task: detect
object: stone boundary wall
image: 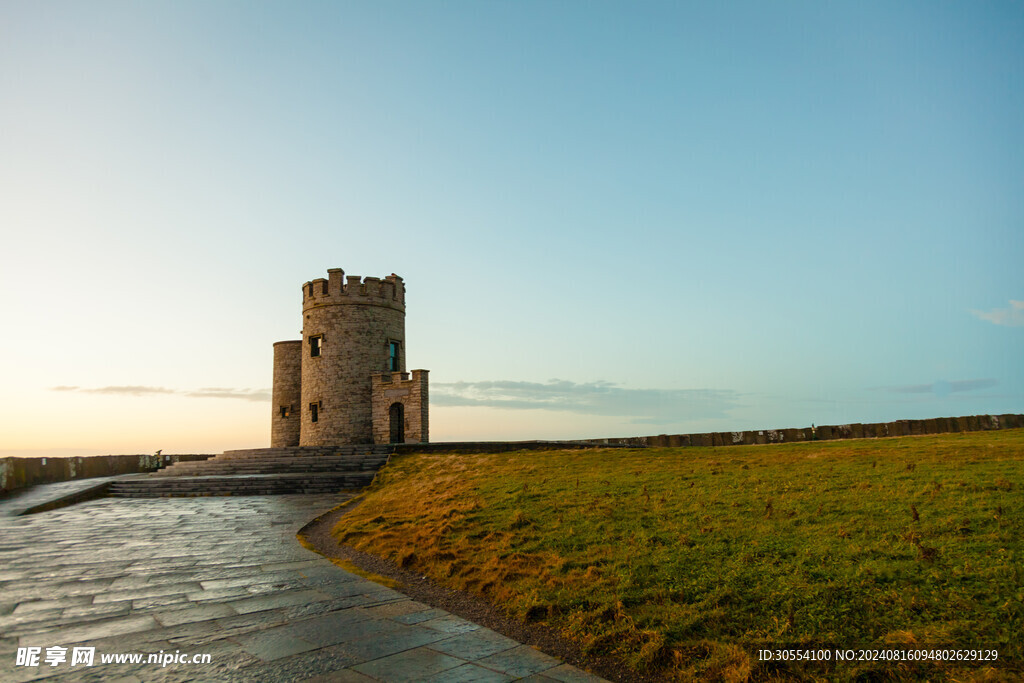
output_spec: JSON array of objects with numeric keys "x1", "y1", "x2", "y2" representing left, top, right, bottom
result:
[
  {"x1": 391, "y1": 441, "x2": 635, "y2": 455},
  {"x1": 0, "y1": 454, "x2": 214, "y2": 495},
  {"x1": 585, "y1": 413, "x2": 1024, "y2": 448}
]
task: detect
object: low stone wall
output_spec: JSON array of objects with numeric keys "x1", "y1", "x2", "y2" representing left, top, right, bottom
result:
[
  {"x1": 0, "y1": 454, "x2": 214, "y2": 495},
  {"x1": 586, "y1": 413, "x2": 1024, "y2": 448}
]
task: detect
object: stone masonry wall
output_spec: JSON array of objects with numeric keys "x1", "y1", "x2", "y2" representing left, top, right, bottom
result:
[
  {"x1": 300, "y1": 269, "x2": 406, "y2": 446},
  {"x1": 0, "y1": 454, "x2": 213, "y2": 494},
  {"x1": 586, "y1": 413, "x2": 1024, "y2": 448},
  {"x1": 371, "y1": 370, "x2": 429, "y2": 444},
  {"x1": 271, "y1": 340, "x2": 302, "y2": 447}
]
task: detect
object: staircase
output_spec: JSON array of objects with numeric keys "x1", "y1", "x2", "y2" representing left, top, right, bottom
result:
[{"x1": 107, "y1": 445, "x2": 394, "y2": 498}]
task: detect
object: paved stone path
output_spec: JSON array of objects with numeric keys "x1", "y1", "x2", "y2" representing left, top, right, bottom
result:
[{"x1": 0, "y1": 492, "x2": 604, "y2": 682}]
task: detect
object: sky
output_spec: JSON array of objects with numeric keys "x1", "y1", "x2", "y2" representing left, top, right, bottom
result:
[{"x1": 1, "y1": 1, "x2": 1021, "y2": 456}]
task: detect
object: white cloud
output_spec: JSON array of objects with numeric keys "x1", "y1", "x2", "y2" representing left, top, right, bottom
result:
[
  {"x1": 80, "y1": 385, "x2": 177, "y2": 396},
  {"x1": 185, "y1": 388, "x2": 272, "y2": 402},
  {"x1": 52, "y1": 385, "x2": 270, "y2": 402},
  {"x1": 433, "y1": 379, "x2": 739, "y2": 424},
  {"x1": 970, "y1": 300, "x2": 1024, "y2": 327},
  {"x1": 871, "y1": 378, "x2": 998, "y2": 395}
]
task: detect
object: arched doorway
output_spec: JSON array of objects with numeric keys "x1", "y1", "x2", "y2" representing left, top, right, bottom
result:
[{"x1": 389, "y1": 402, "x2": 404, "y2": 443}]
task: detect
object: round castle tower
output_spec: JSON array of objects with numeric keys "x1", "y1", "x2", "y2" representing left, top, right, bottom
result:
[
  {"x1": 270, "y1": 340, "x2": 302, "y2": 447},
  {"x1": 271, "y1": 268, "x2": 428, "y2": 447}
]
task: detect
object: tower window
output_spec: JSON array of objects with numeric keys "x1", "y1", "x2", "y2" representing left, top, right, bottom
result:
[
  {"x1": 309, "y1": 402, "x2": 320, "y2": 423},
  {"x1": 388, "y1": 341, "x2": 400, "y2": 371},
  {"x1": 279, "y1": 405, "x2": 292, "y2": 418},
  {"x1": 309, "y1": 335, "x2": 322, "y2": 357}
]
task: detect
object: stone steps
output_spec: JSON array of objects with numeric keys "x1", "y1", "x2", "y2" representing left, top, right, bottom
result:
[
  {"x1": 152, "y1": 445, "x2": 393, "y2": 478},
  {"x1": 107, "y1": 472, "x2": 376, "y2": 498},
  {"x1": 218, "y1": 445, "x2": 395, "y2": 460},
  {"x1": 108, "y1": 444, "x2": 394, "y2": 497},
  {"x1": 151, "y1": 465, "x2": 385, "y2": 477},
  {"x1": 153, "y1": 457, "x2": 388, "y2": 477}
]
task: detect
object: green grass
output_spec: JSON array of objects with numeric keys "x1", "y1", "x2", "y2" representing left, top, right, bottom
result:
[{"x1": 332, "y1": 430, "x2": 1024, "y2": 681}]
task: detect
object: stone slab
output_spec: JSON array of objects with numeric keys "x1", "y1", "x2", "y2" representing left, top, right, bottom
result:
[
  {"x1": 351, "y1": 646, "x2": 465, "y2": 682},
  {"x1": 476, "y1": 644, "x2": 562, "y2": 678},
  {"x1": 427, "y1": 627, "x2": 519, "y2": 660}
]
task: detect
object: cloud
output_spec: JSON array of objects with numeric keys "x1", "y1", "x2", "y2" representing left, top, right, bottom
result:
[
  {"x1": 185, "y1": 387, "x2": 272, "y2": 402},
  {"x1": 52, "y1": 385, "x2": 271, "y2": 401},
  {"x1": 87, "y1": 385, "x2": 178, "y2": 396},
  {"x1": 871, "y1": 378, "x2": 998, "y2": 396},
  {"x1": 970, "y1": 300, "x2": 1024, "y2": 327},
  {"x1": 54, "y1": 378, "x2": 736, "y2": 422},
  {"x1": 432, "y1": 379, "x2": 739, "y2": 424}
]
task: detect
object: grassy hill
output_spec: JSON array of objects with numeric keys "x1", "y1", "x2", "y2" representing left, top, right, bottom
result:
[{"x1": 331, "y1": 430, "x2": 1023, "y2": 681}]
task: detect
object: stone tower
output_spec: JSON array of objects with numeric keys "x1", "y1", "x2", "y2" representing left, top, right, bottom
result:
[
  {"x1": 270, "y1": 340, "x2": 302, "y2": 447},
  {"x1": 271, "y1": 268, "x2": 429, "y2": 447}
]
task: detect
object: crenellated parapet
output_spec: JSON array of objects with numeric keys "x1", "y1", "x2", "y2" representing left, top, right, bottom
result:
[
  {"x1": 371, "y1": 369, "x2": 428, "y2": 390},
  {"x1": 302, "y1": 268, "x2": 405, "y2": 312}
]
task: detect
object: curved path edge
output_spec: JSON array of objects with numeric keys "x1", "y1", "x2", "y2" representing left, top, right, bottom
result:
[{"x1": 300, "y1": 500, "x2": 644, "y2": 683}]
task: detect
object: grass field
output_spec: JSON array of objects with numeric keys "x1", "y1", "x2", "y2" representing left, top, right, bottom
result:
[{"x1": 331, "y1": 430, "x2": 1023, "y2": 681}]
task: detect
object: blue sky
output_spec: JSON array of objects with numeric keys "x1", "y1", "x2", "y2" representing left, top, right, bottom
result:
[{"x1": 1, "y1": 1, "x2": 1021, "y2": 455}]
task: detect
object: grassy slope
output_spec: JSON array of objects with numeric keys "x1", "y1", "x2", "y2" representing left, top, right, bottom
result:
[{"x1": 332, "y1": 430, "x2": 1023, "y2": 680}]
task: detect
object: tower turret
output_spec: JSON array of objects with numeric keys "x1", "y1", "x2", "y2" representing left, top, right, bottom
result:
[{"x1": 270, "y1": 340, "x2": 302, "y2": 447}]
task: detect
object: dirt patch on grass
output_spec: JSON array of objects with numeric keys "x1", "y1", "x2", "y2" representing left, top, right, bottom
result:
[{"x1": 299, "y1": 499, "x2": 657, "y2": 683}]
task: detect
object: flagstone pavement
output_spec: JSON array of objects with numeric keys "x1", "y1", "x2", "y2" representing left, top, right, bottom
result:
[{"x1": 0, "y1": 490, "x2": 605, "y2": 682}]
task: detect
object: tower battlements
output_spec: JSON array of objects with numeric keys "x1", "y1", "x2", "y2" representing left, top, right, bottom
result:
[{"x1": 302, "y1": 268, "x2": 405, "y2": 311}]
